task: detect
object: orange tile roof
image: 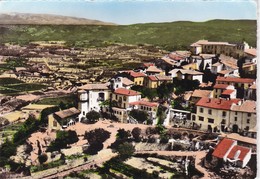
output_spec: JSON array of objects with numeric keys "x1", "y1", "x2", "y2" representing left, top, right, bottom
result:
[
  {"x1": 168, "y1": 53, "x2": 184, "y2": 61},
  {"x1": 227, "y1": 145, "x2": 251, "y2": 161},
  {"x1": 212, "y1": 138, "x2": 236, "y2": 159},
  {"x1": 213, "y1": 84, "x2": 229, "y2": 89},
  {"x1": 231, "y1": 100, "x2": 256, "y2": 113},
  {"x1": 129, "y1": 100, "x2": 159, "y2": 107},
  {"x1": 216, "y1": 76, "x2": 255, "y2": 84},
  {"x1": 148, "y1": 75, "x2": 158, "y2": 81},
  {"x1": 121, "y1": 77, "x2": 134, "y2": 86},
  {"x1": 122, "y1": 70, "x2": 146, "y2": 78},
  {"x1": 191, "y1": 89, "x2": 212, "y2": 98},
  {"x1": 79, "y1": 83, "x2": 109, "y2": 90},
  {"x1": 218, "y1": 70, "x2": 233, "y2": 75},
  {"x1": 146, "y1": 66, "x2": 162, "y2": 73},
  {"x1": 143, "y1": 63, "x2": 154, "y2": 68},
  {"x1": 222, "y1": 89, "x2": 234, "y2": 95},
  {"x1": 114, "y1": 88, "x2": 141, "y2": 96},
  {"x1": 54, "y1": 107, "x2": 81, "y2": 119},
  {"x1": 244, "y1": 48, "x2": 257, "y2": 56},
  {"x1": 196, "y1": 97, "x2": 240, "y2": 110}
]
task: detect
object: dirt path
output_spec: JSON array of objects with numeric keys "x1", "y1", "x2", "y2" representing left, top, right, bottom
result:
[{"x1": 135, "y1": 150, "x2": 214, "y2": 179}]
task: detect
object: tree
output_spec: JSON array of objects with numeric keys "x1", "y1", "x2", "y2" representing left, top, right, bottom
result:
[
  {"x1": 0, "y1": 139, "x2": 16, "y2": 158},
  {"x1": 131, "y1": 127, "x2": 142, "y2": 142},
  {"x1": 40, "y1": 106, "x2": 60, "y2": 124},
  {"x1": 47, "y1": 130, "x2": 79, "y2": 151},
  {"x1": 84, "y1": 128, "x2": 110, "y2": 145},
  {"x1": 59, "y1": 101, "x2": 66, "y2": 110},
  {"x1": 38, "y1": 153, "x2": 48, "y2": 164},
  {"x1": 117, "y1": 142, "x2": 135, "y2": 160},
  {"x1": 156, "y1": 105, "x2": 166, "y2": 125},
  {"x1": 146, "y1": 127, "x2": 157, "y2": 135},
  {"x1": 83, "y1": 110, "x2": 100, "y2": 124},
  {"x1": 129, "y1": 109, "x2": 148, "y2": 123},
  {"x1": 84, "y1": 128, "x2": 110, "y2": 155},
  {"x1": 116, "y1": 128, "x2": 131, "y2": 140}
]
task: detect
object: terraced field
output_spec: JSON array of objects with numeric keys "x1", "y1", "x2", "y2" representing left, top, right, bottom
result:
[{"x1": 0, "y1": 77, "x2": 47, "y2": 95}]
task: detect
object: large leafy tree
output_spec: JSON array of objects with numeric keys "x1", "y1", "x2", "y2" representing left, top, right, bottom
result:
[
  {"x1": 84, "y1": 128, "x2": 110, "y2": 155},
  {"x1": 84, "y1": 128, "x2": 110, "y2": 145},
  {"x1": 116, "y1": 128, "x2": 131, "y2": 140},
  {"x1": 84, "y1": 110, "x2": 100, "y2": 124},
  {"x1": 117, "y1": 142, "x2": 135, "y2": 160},
  {"x1": 131, "y1": 127, "x2": 142, "y2": 141}
]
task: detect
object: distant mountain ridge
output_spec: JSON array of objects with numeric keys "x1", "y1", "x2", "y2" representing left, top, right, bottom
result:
[{"x1": 0, "y1": 13, "x2": 116, "y2": 25}]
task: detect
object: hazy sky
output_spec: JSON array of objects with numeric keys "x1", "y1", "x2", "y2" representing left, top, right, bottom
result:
[{"x1": 0, "y1": 0, "x2": 257, "y2": 25}]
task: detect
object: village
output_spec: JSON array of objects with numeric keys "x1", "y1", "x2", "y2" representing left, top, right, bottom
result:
[{"x1": 0, "y1": 39, "x2": 257, "y2": 179}]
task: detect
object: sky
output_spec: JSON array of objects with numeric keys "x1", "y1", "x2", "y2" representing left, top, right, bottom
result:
[{"x1": 0, "y1": 0, "x2": 257, "y2": 25}]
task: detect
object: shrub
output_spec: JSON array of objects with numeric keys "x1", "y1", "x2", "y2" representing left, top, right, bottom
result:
[{"x1": 38, "y1": 153, "x2": 48, "y2": 164}]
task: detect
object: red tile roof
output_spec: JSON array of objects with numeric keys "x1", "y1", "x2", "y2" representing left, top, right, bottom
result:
[
  {"x1": 168, "y1": 53, "x2": 183, "y2": 61},
  {"x1": 244, "y1": 48, "x2": 257, "y2": 56},
  {"x1": 222, "y1": 89, "x2": 234, "y2": 95},
  {"x1": 216, "y1": 76, "x2": 255, "y2": 84},
  {"x1": 129, "y1": 101, "x2": 159, "y2": 107},
  {"x1": 191, "y1": 90, "x2": 212, "y2": 98},
  {"x1": 212, "y1": 138, "x2": 236, "y2": 159},
  {"x1": 227, "y1": 145, "x2": 251, "y2": 161},
  {"x1": 114, "y1": 88, "x2": 141, "y2": 96},
  {"x1": 146, "y1": 66, "x2": 162, "y2": 73},
  {"x1": 148, "y1": 75, "x2": 158, "y2": 81},
  {"x1": 196, "y1": 97, "x2": 240, "y2": 110},
  {"x1": 143, "y1": 63, "x2": 154, "y2": 68},
  {"x1": 123, "y1": 70, "x2": 146, "y2": 78},
  {"x1": 213, "y1": 84, "x2": 229, "y2": 89}
]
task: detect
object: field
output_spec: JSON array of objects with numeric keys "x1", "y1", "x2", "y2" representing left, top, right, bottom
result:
[
  {"x1": 0, "y1": 77, "x2": 47, "y2": 95},
  {"x1": 35, "y1": 95, "x2": 77, "y2": 105},
  {"x1": 0, "y1": 20, "x2": 256, "y2": 50}
]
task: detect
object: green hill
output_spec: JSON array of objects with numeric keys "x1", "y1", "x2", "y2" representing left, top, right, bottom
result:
[{"x1": 0, "y1": 19, "x2": 256, "y2": 50}]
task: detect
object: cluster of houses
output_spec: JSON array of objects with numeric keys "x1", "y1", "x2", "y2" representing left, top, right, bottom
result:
[
  {"x1": 0, "y1": 42, "x2": 167, "y2": 90},
  {"x1": 47, "y1": 40, "x2": 257, "y2": 140}
]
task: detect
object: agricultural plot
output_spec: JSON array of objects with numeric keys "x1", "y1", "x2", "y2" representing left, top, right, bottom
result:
[
  {"x1": 0, "y1": 77, "x2": 47, "y2": 95},
  {"x1": 125, "y1": 157, "x2": 174, "y2": 178}
]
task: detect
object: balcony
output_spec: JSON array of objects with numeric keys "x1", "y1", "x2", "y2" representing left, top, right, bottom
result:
[{"x1": 97, "y1": 97, "x2": 105, "y2": 102}]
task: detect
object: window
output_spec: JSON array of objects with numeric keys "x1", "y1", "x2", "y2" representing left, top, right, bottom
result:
[
  {"x1": 199, "y1": 116, "x2": 204, "y2": 121},
  {"x1": 235, "y1": 112, "x2": 237, "y2": 115},
  {"x1": 247, "y1": 113, "x2": 251, "y2": 117},
  {"x1": 208, "y1": 109, "x2": 212, "y2": 115},
  {"x1": 83, "y1": 111, "x2": 85, "y2": 115},
  {"x1": 123, "y1": 96, "x2": 127, "y2": 101},
  {"x1": 247, "y1": 119, "x2": 250, "y2": 124},
  {"x1": 53, "y1": 120, "x2": 57, "y2": 127},
  {"x1": 192, "y1": 115, "x2": 196, "y2": 121},
  {"x1": 200, "y1": 108, "x2": 204, "y2": 113},
  {"x1": 222, "y1": 111, "x2": 226, "y2": 117},
  {"x1": 208, "y1": 118, "x2": 214, "y2": 123},
  {"x1": 116, "y1": 95, "x2": 118, "y2": 100},
  {"x1": 234, "y1": 117, "x2": 237, "y2": 122}
]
